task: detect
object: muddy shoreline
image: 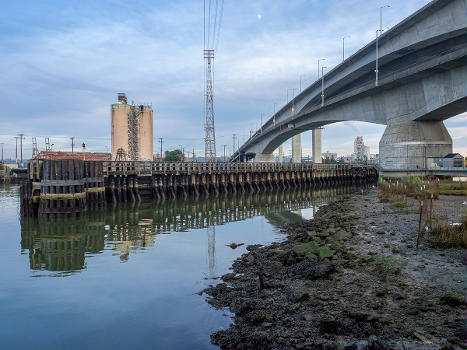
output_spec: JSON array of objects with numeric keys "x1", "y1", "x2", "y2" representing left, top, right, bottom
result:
[{"x1": 203, "y1": 188, "x2": 467, "y2": 350}]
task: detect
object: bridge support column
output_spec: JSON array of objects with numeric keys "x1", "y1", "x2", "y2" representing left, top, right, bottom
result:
[
  {"x1": 292, "y1": 135, "x2": 301, "y2": 163},
  {"x1": 278, "y1": 144, "x2": 283, "y2": 163},
  {"x1": 312, "y1": 128, "x2": 322, "y2": 164},
  {"x1": 255, "y1": 153, "x2": 275, "y2": 162},
  {"x1": 379, "y1": 121, "x2": 452, "y2": 172}
]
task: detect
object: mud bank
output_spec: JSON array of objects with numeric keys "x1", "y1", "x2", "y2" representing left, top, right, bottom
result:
[{"x1": 203, "y1": 188, "x2": 467, "y2": 350}]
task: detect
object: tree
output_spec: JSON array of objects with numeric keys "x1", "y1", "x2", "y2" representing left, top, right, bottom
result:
[
  {"x1": 164, "y1": 149, "x2": 184, "y2": 162},
  {"x1": 323, "y1": 156, "x2": 337, "y2": 164}
]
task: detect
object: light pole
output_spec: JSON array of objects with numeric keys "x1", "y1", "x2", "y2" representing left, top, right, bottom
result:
[
  {"x1": 375, "y1": 5, "x2": 390, "y2": 86},
  {"x1": 380, "y1": 5, "x2": 390, "y2": 32},
  {"x1": 288, "y1": 88, "x2": 297, "y2": 114},
  {"x1": 0, "y1": 143, "x2": 3, "y2": 162},
  {"x1": 342, "y1": 36, "x2": 350, "y2": 61},
  {"x1": 375, "y1": 29, "x2": 382, "y2": 86},
  {"x1": 321, "y1": 66, "x2": 327, "y2": 107},
  {"x1": 317, "y1": 58, "x2": 326, "y2": 79},
  {"x1": 82, "y1": 143, "x2": 86, "y2": 160},
  {"x1": 70, "y1": 136, "x2": 75, "y2": 152},
  {"x1": 223, "y1": 145, "x2": 226, "y2": 160},
  {"x1": 260, "y1": 113, "x2": 263, "y2": 133},
  {"x1": 273, "y1": 102, "x2": 277, "y2": 126},
  {"x1": 18, "y1": 133, "x2": 24, "y2": 164}
]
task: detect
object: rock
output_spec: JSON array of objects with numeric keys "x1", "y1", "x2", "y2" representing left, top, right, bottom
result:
[
  {"x1": 246, "y1": 244, "x2": 262, "y2": 251},
  {"x1": 405, "y1": 306, "x2": 419, "y2": 315},
  {"x1": 336, "y1": 229, "x2": 352, "y2": 241},
  {"x1": 392, "y1": 292, "x2": 405, "y2": 300},
  {"x1": 319, "y1": 317, "x2": 338, "y2": 334},
  {"x1": 303, "y1": 313, "x2": 314, "y2": 321},
  {"x1": 289, "y1": 260, "x2": 335, "y2": 280},
  {"x1": 376, "y1": 287, "x2": 387, "y2": 297},
  {"x1": 292, "y1": 241, "x2": 319, "y2": 258},
  {"x1": 376, "y1": 230, "x2": 386, "y2": 235},
  {"x1": 319, "y1": 246, "x2": 335, "y2": 260},
  {"x1": 308, "y1": 230, "x2": 317, "y2": 238},
  {"x1": 391, "y1": 247, "x2": 400, "y2": 254},
  {"x1": 221, "y1": 272, "x2": 236, "y2": 281},
  {"x1": 285, "y1": 280, "x2": 309, "y2": 302},
  {"x1": 245, "y1": 254, "x2": 255, "y2": 265},
  {"x1": 441, "y1": 289, "x2": 466, "y2": 307},
  {"x1": 319, "y1": 230, "x2": 330, "y2": 237},
  {"x1": 368, "y1": 335, "x2": 389, "y2": 350}
]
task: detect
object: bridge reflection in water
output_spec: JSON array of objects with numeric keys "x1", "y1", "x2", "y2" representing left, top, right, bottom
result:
[{"x1": 20, "y1": 184, "x2": 369, "y2": 273}]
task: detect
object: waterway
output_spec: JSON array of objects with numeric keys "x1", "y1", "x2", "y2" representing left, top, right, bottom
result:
[{"x1": 0, "y1": 184, "x2": 362, "y2": 349}]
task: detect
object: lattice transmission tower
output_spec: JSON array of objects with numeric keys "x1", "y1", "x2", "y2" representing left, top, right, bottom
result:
[{"x1": 204, "y1": 49, "x2": 216, "y2": 162}]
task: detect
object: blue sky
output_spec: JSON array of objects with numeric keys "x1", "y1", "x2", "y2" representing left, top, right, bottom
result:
[{"x1": 0, "y1": 0, "x2": 465, "y2": 159}]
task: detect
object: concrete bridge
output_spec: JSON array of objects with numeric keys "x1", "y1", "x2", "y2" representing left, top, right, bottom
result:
[{"x1": 233, "y1": 0, "x2": 467, "y2": 173}]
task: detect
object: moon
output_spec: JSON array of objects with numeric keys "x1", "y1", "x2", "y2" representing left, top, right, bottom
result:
[{"x1": 257, "y1": 14, "x2": 262, "y2": 20}]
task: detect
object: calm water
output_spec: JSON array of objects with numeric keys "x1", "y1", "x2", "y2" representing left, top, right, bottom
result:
[{"x1": 0, "y1": 184, "x2": 358, "y2": 349}]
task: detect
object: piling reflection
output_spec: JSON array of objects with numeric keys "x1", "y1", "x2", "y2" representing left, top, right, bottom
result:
[{"x1": 20, "y1": 185, "x2": 367, "y2": 273}]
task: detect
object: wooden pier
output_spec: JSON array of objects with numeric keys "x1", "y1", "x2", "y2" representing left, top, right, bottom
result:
[{"x1": 21, "y1": 160, "x2": 378, "y2": 219}]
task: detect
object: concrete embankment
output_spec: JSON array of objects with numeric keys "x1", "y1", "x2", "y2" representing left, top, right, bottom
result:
[{"x1": 202, "y1": 188, "x2": 467, "y2": 350}]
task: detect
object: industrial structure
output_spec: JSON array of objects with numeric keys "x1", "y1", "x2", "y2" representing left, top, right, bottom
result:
[{"x1": 111, "y1": 93, "x2": 154, "y2": 161}]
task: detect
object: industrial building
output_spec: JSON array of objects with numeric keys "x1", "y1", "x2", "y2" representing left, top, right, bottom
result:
[{"x1": 111, "y1": 93, "x2": 153, "y2": 161}]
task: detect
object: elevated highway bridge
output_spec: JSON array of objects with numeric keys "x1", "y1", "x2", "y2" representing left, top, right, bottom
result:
[{"x1": 232, "y1": 0, "x2": 467, "y2": 174}]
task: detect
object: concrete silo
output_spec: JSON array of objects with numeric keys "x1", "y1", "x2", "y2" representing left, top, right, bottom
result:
[{"x1": 111, "y1": 93, "x2": 154, "y2": 161}]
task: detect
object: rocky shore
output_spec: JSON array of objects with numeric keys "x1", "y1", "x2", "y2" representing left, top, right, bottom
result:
[{"x1": 202, "y1": 188, "x2": 467, "y2": 350}]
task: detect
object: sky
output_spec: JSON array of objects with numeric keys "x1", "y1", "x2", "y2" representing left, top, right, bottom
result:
[{"x1": 0, "y1": 0, "x2": 465, "y2": 159}]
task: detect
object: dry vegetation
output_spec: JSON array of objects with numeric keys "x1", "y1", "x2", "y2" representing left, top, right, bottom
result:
[{"x1": 378, "y1": 176, "x2": 467, "y2": 248}]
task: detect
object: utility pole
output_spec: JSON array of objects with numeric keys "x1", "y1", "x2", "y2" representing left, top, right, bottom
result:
[
  {"x1": 14, "y1": 136, "x2": 19, "y2": 163},
  {"x1": 159, "y1": 137, "x2": 163, "y2": 161},
  {"x1": 82, "y1": 143, "x2": 86, "y2": 160},
  {"x1": 321, "y1": 66, "x2": 327, "y2": 107},
  {"x1": 192, "y1": 148, "x2": 195, "y2": 162},
  {"x1": 223, "y1": 145, "x2": 226, "y2": 161},
  {"x1": 0, "y1": 143, "x2": 3, "y2": 161},
  {"x1": 70, "y1": 136, "x2": 75, "y2": 152},
  {"x1": 232, "y1": 134, "x2": 236, "y2": 157},
  {"x1": 18, "y1": 133, "x2": 24, "y2": 163}
]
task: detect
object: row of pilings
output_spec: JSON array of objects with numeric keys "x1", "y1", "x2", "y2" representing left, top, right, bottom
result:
[
  {"x1": 21, "y1": 159, "x2": 106, "y2": 219},
  {"x1": 21, "y1": 160, "x2": 378, "y2": 219}
]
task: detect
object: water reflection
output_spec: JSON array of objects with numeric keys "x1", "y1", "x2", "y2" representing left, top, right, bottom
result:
[{"x1": 20, "y1": 185, "x2": 362, "y2": 273}]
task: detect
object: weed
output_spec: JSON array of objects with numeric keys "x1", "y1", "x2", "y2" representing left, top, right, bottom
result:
[{"x1": 426, "y1": 218, "x2": 467, "y2": 248}]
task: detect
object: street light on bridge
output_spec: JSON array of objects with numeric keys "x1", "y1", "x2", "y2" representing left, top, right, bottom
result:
[
  {"x1": 317, "y1": 58, "x2": 326, "y2": 80},
  {"x1": 321, "y1": 66, "x2": 327, "y2": 107},
  {"x1": 375, "y1": 5, "x2": 390, "y2": 86},
  {"x1": 342, "y1": 35, "x2": 350, "y2": 62}
]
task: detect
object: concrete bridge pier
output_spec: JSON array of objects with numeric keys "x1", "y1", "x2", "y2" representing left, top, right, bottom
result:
[
  {"x1": 312, "y1": 128, "x2": 322, "y2": 164},
  {"x1": 278, "y1": 144, "x2": 283, "y2": 163},
  {"x1": 379, "y1": 120, "x2": 452, "y2": 171},
  {"x1": 255, "y1": 153, "x2": 275, "y2": 162},
  {"x1": 292, "y1": 135, "x2": 301, "y2": 163}
]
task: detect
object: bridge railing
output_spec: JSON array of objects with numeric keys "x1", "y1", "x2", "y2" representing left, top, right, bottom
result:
[{"x1": 99, "y1": 161, "x2": 366, "y2": 176}]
